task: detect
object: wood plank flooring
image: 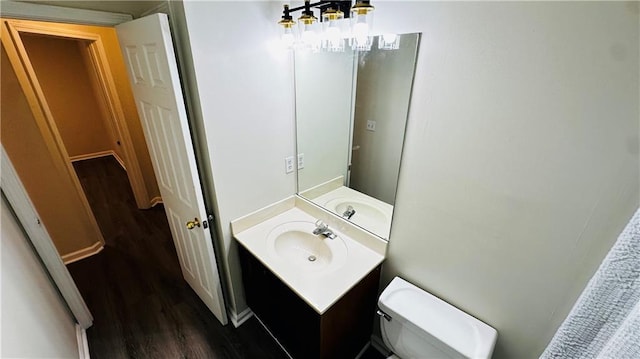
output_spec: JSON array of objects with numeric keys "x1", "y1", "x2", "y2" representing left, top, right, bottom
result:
[{"x1": 68, "y1": 157, "x2": 288, "y2": 359}]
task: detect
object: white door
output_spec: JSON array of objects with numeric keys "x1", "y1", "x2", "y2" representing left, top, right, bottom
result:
[{"x1": 115, "y1": 14, "x2": 227, "y2": 325}]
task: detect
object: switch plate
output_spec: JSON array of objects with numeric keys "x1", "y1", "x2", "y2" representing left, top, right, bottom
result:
[
  {"x1": 285, "y1": 156, "x2": 294, "y2": 174},
  {"x1": 297, "y1": 153, "x2": 304, "y2": 169},
  {"x1": 366, "y1": 120, "x2": 376, "y2": 131}
]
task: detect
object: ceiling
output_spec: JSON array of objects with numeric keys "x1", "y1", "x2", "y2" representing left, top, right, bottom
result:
[{"x1": 15, "y1": 0, "x2": 166, "y2": 18}]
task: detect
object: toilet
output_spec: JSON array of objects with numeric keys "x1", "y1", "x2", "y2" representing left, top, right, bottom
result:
[{"x1": 377, "y1": 277, "x2": 498, "y2": 359}]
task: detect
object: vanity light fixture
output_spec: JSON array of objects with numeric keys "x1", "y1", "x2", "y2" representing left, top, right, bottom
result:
[
  {"x1": 322, "y1": 7, "x2": 345, "y2": 52},
  {"x1": 298, "y1": 1, "x2": 321, "y2": 51},
  {"x1": 349, "y1": 0, "x2": 374, "y2": 51},
  {"x1": 278, "y1": 0, "x2": 376, "y2": 52},
  {"x1": 278, "y1": 5, "x2": 297, "y2": 48}
]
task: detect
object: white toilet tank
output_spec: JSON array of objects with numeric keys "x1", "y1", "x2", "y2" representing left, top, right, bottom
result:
[{"x1": 378, "y1": 277, "x2": 497, "y2": 359}]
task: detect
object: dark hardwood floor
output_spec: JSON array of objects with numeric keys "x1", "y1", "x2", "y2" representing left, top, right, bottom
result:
[
  {"x1": 68, "y1": 156, "x2": 386, "y2": 359},
  {"x1": 68, "y1": 156, "x2": 288, "y2": 359}
]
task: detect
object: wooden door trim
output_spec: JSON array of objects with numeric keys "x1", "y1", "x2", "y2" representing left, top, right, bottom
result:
[
  {"x1": 1, "y1": 18, "x2": 152, "y2": 210},
  {"x1": 1, "y1": 19, "x2": 107, "y2": 256}
]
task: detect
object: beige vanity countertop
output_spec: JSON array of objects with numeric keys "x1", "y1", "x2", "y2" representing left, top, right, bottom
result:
[{"x1": 232, "y1": 197, "x2": 386, "y2": 314}]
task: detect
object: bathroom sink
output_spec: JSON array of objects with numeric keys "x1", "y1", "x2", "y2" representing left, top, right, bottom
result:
[
  {"x1": 232, "y1": 203, "x2": 387, "y2": 313},
  {"x1": 266, "y1": 221, "x2": 348, "y2": 272}
]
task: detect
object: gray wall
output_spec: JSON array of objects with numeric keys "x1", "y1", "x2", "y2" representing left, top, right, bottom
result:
[
  {"x1": 295, "y1": 50, "x2": 354, "y2": 192},
  {"x1": 374, "y1": 2, "x2": 639, "y2": 358},
  {"x1": 1, "y1": 196, "x2": 79, "y2": 358},
  {"x1": 351, "y1": 37, "x2": 418, "y2": 204}
]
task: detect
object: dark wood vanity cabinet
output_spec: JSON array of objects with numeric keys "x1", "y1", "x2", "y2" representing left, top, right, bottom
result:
[{"x1": 238, "y1": 246, "x2": 381, "y2": 359}]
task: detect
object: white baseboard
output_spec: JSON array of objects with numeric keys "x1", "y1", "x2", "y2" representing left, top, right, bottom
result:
[
  {"x1": 371, "y1": 334, "x2": 391, "y2": 356},
  {"x1": 76, "y1": 324, "x2": 90, "y2": 359},
  {"x1": 228, "y1": 307, "x2": 254, "y2": 328},
  {"x1": 69, "y1": 151, "x2": 127, "y2": 171},
  {"x1": 62, "y1": 241, "x2": 104, "y2": 265}
]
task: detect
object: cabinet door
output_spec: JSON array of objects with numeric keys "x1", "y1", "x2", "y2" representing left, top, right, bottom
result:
[
  {"x1": 239, "y1": 247, "x2": 320, "y2": 358},
  {"x1": 239, "y1": 246, "x2": 381, "y2": 359},
  {"x1": 320, "y1": 266, "x2": 381, "y2": 359}
]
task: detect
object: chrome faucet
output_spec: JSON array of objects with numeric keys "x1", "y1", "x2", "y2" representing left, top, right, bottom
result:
[
  {"x1": 312, "y1": 219, "x2": 336, "y2": 239},
  {"x1": 342, "y1": 205, "x2": 356, "y2": 220}
]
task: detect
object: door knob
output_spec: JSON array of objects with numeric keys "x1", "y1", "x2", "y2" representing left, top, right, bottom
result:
[{"x1": 186, "y1": 218, "x2": 200, "y2": 230}]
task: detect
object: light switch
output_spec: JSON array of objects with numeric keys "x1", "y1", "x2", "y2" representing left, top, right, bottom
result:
[
  {"x1": 297, "y1": 153, "x2": 305, "y2": 169},
  {"x1": 366, "y1": 120, "x2": 376, "y2": 131},
  {"x1": 285, "y1": 156, "x2": 294, "y2": 174}
]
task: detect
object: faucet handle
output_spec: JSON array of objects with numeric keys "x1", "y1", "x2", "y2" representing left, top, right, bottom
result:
[{"x1": 315, "y1": 219, "x2": 328, "y2": 230}]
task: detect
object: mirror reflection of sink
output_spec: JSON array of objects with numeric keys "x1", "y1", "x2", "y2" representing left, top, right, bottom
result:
[
  {"x1": 323, "y1": 196, "x2": 392, "y2": 238},
  {"x1": 325, "y1": 198, "x2": 388, "y2": 224},
  {"x1": 267, "y1": 221, "x2": 348, "y2": 272}
]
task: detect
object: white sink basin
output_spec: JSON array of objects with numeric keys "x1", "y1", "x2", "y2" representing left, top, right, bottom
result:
[{"x1": 267, "y1": 221, "x2": 348, "y2": 272}]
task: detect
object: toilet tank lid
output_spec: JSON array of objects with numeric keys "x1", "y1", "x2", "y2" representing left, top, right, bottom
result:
[{"x1": 378, "y1": 277, "x2": 498, "y2": 359}]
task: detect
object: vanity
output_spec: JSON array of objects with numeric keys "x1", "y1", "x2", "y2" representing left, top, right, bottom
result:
[
  {"x1": 232, "y1": 32, "x2": 421, "y2": 358},
  {"x1": 232, "y1": 197, "x2": 386, "y2": 358}
]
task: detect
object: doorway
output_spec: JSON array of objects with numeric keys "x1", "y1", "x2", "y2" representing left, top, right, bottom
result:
[
  {"x1": 2, "y1": 14, "x2": 228, "y2": 326},
  {"x1": 1, "y1": 15, "x2": 229, "y2": 345},
  {"x1": 1, "y1": 17, "x2": 159, "y2": 263},
  {"x1": 21, "y1": 34, "x2": 123, "y2": 172},
  {"x1": 18, "y1": 31, "x2": 161, "y2": 257},
  {"x1": 19, "y1": 35, "x2": 142, "y2": 248}
]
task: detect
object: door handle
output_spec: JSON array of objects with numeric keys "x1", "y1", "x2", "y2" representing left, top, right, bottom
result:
[{"x1": 186, "y1": 218, "x2": 200, "y2": 230}]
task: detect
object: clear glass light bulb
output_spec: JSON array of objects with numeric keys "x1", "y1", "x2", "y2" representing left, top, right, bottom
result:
[
  {"x1": 281, "y1": 27, "x2": 295, "y2": 48},
  {"x1": 301, "y1": 26, "x2": 320, "y2": 51},
  {"x1": 282, "y1": 33, "x2": 295, "y2": 48},
  {"x1": 326, "y1": 26, "x2": 342, "y2": 48},
  {"x1": 301, "y1": 29, "x2": 315, "y2": 42},
  {"x1": 353, "y1": 21, "x2": 369, "y2": 46}
]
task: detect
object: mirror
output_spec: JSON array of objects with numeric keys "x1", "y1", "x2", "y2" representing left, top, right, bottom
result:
[{"x1": 295, "y1": 33, "x2": 421, "y2": 239}]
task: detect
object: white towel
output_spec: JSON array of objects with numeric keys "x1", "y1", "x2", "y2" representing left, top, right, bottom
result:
[{"x1": 541, "y1": 208, "x2": 640, "y2": 359}]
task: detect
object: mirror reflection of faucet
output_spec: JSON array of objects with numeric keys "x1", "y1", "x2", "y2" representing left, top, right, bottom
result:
[
  {"x1": 343, "y1": 205, "x2": 356, "y2": 220},
  {"x1": 312, "y1": 219, "x2": 337, "y2": 239}
]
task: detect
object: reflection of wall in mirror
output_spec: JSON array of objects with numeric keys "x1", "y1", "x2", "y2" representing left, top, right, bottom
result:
[
  {"x1": 350, "y1": 35, "x2": 418, "y2": 205},
  {"x1": 295, "y1": 50, "x2": 355, "y2": 192}
]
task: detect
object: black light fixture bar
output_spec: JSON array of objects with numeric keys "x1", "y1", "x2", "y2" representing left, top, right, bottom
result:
[
  {"x1": 286, "y1": 1, "x2": 353, "y2": 20},
  {"x1": 278, "y1": 0, "x2": 376, "y2": 51}
]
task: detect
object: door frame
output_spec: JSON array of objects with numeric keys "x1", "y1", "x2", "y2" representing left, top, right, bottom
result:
[
  {"x1": 1, "y1": 146, "x2": 94, "y2": 330},
  {"x1": 1, "y1": 19, "x2": 152, "y2": 212},
  {"x1": 0, "y1": 1, "x2": 132, "y2": 26}
]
